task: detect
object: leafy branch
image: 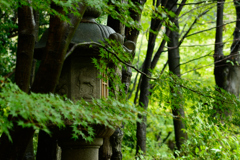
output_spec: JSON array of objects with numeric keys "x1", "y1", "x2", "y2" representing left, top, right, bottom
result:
[
  {"x1": 0, "y1": 78, "x2": 144, "y2": 141},
  {"x1": 66, "y1": 42, "x2": 157, "y2": 80}
]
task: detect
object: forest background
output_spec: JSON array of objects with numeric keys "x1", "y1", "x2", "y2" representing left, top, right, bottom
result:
[{"x1": 1, "y1": 0, "x2": 240, "y2": 159}]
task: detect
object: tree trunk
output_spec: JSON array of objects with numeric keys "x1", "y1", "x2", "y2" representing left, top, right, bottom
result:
[
  {"x1": 167, "y1": 0, "x2": 187, "y2": 151},
  {"x1": 214, "y1": 0, "x2": 225, "y2": 88},
  {"x1": 32, "y1": 2, "x2": 86, "y2": 160},
  {"x1": 213, "y1": 0, "x2": 231, "y2": 118},
  {"x1": 125, "y1": 0, "x2": 146, "y2": 45},
  {"x1": 23, "y1": 9, "x2": 40, "y2": 160},
  {"x1": 110, "y1": 128, "x2": 124, "y2": 160},
  {"x1": 136, "y1": 0, "x2": 161, "y2": 155},
  {"x1": 0, "y1": 4, "x2": 36, "y2": 160},
  {"x1": 135, "y1": 0, "x2": 186, "y2": 155},
  {"x1": 23, "y1": 138, "x2": 35, "y2": 160},
  {"x1": 226, "y1": 0, "x2": 240, "y2": 97},
  {"x1": 31, "y1": 2, "x2": 86, "y2": 94},
  {"x1": 36, "y1": 131, "x2": 58, "y2": 160},
  {"x1": 151, "y1": 0, "x2": 186, "y2": 70},
  {"x1": 15, "y1": 5, "x2": 36, "y2": 93},
  {"x1": 214, "y1": 0, "x2": 240, "y2": 120}
]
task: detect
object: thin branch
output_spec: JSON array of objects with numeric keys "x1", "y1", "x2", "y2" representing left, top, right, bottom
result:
[
  {"x1": 181, "y1": 53, "x2": 239, "y2": 76},
  {"x1": 181, "y1": 62, "x2": 212, "y2": 76},
  {"x1": 160, "y1": 132, "x2": 172, "y2": 147},
  {"x1": 174, "y1": 39, "x2": 233, "y2": 47},
  {"x1": 150, "y1": 60, "x2": 168, "y2": 93},
  {"x1": 179, "y1": 0, "x2": 234, "y2": 19},
  {"x1": 186, "y1": 20, "x2": 239, "y2": 38},
  {"x1": 8, "y1": 33, "x2": 18, "y2": 38},
  {"x1": 3, "y1": 69, "x2": 16, "y2": 79},
  {"x1": 108, "y1": 49, "x2": 157, "y2": 79},
  {"x1": 66, "y1": 42, "x2": 157, "y2": 80},
  {"x1": 128, "y1": 72, "x2": 139, "y2": 99},
  {"x1": 178, "y1": 8, "x2": 212, "y2": 47},
  {"x1": 161, "y1": 60, "x2": 168, "y2": 74},
  {"x1": 151, "y1": 0, "x2": 186, "y2": 70},
  {"x1": 175, "y1": 0, "x2": 187, "y2": 16},
  {"x1": 151, "y1": 5, "x2": 212, "y2": 79},
  {"x1": 150, "y1": 29, "x2": 170, "y2": 69},
  {"x1": 179, "y1": 23, "x2": 187, "y2": 37},
  {"x1": 168, "y1": 76, "x2": 236, "y2": 105},
  {"x1": 177, "y1": 51, "x2": 212, "y2": 68},
  {"x1": 159, "y1": 8, "x2": 214, "y2": 57},
  {"x1": 134, "y1": 74, "x2": 142, "y2": 104},
  {"x1": 179, "y1": 2, "x2": 215, "y2": 19},
  {"x1": 67, "y1": 43, "x2": 238, "y2": 105},
  {"x1": 177, "y1": 1, "x2": 209, "y2": 5}
]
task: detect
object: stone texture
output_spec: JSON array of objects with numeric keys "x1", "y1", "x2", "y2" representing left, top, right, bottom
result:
[{"x1": 60, "y1": 138, "x2": 103, "y2": 160}]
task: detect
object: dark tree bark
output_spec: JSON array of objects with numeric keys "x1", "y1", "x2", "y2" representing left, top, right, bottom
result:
[
  {"x1": 0, "y1": 127, "x2": 35, "y2": 160},
  {"x1": 110, "y1": 128, "x2": 124, "y2": 160},
  {"x1": 214, "y1": 0, "x2": 240, "y2": 119},
  {"x1": 151, "y1": 0, "x2": 186, "y2": 69},
  {"x1": 23, "y1": 9, "x2": 40, "y2": 160},
  {"x1": 15, "y1": 6, "x2": 36, "y2": 93},
  {"x1": 125, "y1": 0, "x2": 146, "y2": 44},
  {"x1": 99, "y1": 137, "x2": 112, "y2": 160},
  {"x1": 214, "y1": 0, "x2": 224, "y2": 66},
  {"x1": 31, "y1": 2, "x2": 86, "y2": 93},
  {"x1": 0, "y1": 4, "x2": 36, "y2": 160},
  {"x1": 135, "y1": 0, "x2": 186, "y2": 155},
  {"x1": 33, "y1": 2, "x2": 86, "y2": 160},
  {"x1": 136, "y1": 0, "x2": 162, "y2": 155},
  {"x1": 213, "y1": 0, "x2": 228, "y2": 117},
  {"x1": 23, "y1": 138, "x2": 35, "y2": 160},
  {"x1": 36, "y1": 132, "x2": 58, "y2": 160},
  {"x1": 167, "y1": 0, "x2": 187, "y2": 151},
  {"x1": 125, "y1": 0, "x2": 148, "y2": 108},
  {"x1": 226, "y1": 0, "x2": 240, "y2": 96},
  {"x1": 107, "y1": 0, "x2": 125, "y2": 35}
]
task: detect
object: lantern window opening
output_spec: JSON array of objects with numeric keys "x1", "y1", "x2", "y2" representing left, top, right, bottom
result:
[{"x1": 101, "y1": 72, "x2": 108, "y2": 98}]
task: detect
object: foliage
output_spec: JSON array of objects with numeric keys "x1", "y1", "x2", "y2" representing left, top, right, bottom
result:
[
  {"x1": 1, "y1": 0, "x2": 240, "y2": 159},
  {"x1": 112, "y1": 69, "x2": 240, "y2": 159},
  {"x1": 137, "y1": 72, "x2": 240, "y2": 159},
  {"x1": 120, "y1": 0, "x2": 240, "y2": 158},
  {"x1": 180, "y1": 117, "x2": 240, "y2": 159},
  {"x1": 0, "y1": 8, "x2": 17, "y2": 77},
  {"x1": 0, "y1": 77, "x2": 144, "y2": 142}
]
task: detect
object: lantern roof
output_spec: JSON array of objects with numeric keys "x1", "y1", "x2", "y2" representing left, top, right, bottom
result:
[
  {"x1": 35, "y1": 22, "x2": 115, "y2": 50},
  {"x1": 34, "y1": 6, "x2": 115, "y2": 57}
]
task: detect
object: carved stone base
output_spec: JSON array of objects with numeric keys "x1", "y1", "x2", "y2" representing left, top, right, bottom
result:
[
  {"x1": 52, "y1": 125, "x2": 114, "y2": 160},
  {"x1": 59, "y1": 138, "x2": 103, "y2": 160}
]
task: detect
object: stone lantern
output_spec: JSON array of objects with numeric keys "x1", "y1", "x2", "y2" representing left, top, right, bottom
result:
[{"x1": 34, "y1": 6, "x2": 135, "y2": 160}]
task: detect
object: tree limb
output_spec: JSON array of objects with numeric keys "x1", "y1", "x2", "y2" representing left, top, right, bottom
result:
[
  {"x1": 181, "y1": 53, "x2": 239, "y2": 75},
  {"x1": 186, "y1": 20, "x2": 239, "y2": 38},
  {"x1": 66, "y1": 42, "x2": 157, "y2": 80},
  {"x1": 179, "y1": 8, "x2": 212, "y2": 47}
]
